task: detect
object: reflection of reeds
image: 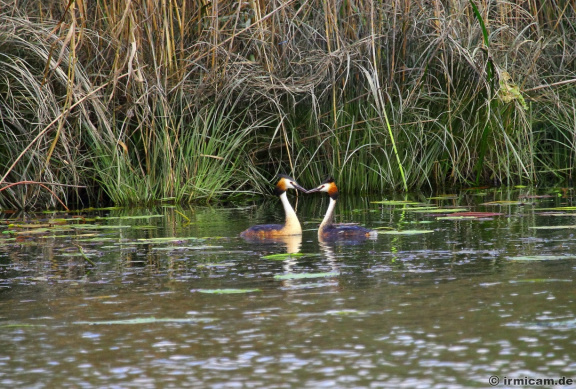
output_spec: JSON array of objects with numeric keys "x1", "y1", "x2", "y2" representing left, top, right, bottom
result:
[{"x1": 1, "y1": 1, "x2": 575, "y2": 207}]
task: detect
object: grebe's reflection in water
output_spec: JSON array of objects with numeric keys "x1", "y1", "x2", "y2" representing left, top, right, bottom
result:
[{"x1": 240, "y1": 233, "x2": 303, "y2": 254}]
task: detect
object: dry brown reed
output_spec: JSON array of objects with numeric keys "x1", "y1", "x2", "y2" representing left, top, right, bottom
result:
[{"x1": 1, "y1": 0, "x2": 575, "y2": 207}]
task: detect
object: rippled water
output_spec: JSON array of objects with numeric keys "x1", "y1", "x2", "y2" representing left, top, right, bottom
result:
[{"x1": 2, "y1": 187, "x2": 576, "y2": 388}]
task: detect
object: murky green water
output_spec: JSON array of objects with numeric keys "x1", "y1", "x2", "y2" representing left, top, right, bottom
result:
[{"x1": 2, "y1": 187, "x2": 576, "y2": 388}]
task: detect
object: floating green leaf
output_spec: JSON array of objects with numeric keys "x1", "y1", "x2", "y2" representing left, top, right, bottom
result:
[
  {"x1": 0, "y1": 324, "x2": 47, "y2": 328},
  {"x1": 509, "y1": 279, "x2": 572, "y2": 283},
  {"x1": 95, "y1": 215, "x2": 164, "y2": 221},
  {"x1": 438, "y1": 212, "x2": 503, "y2": 220},
  {"x1": 261, "y1": 253, "x2": 306, "y2": 260},
  {"x1": 274, "y1": 272, "x2": 339, "y2": 280},
  {"x1": 428, "y1": 195, "x2": 459, "y2": 200},
  {"x1": 378, "y1": 230, "x2": 434, "y2": 235},
  {"x1": 195, "y1": 288, "x2": 261, "y2": 294},
  {"x1": 74, "y1": 317, "x2": 217, "y2": 325},
  {"x1": 529, "y1": 225, "x2": 576, "y2": 230},
  {"x1": 64, "y1": 224, "x2": 131, "y2": 230},
  {"x1": 436, "y1": 216, "x2": 478, "y2": 220},
  {"x1": 536, "y1": 212, "x2": 576, "y2": 217},
  {"x1": 135, "y1": 237, "x2": 204, "y2": 244},
  {"x1": 406, "y1": 208, "x2": 469, "y2": 213},
  {"x1": 370, "y1": 200, "x2": 422, "y2": 205},
  {"x1": 481, "y1": 201, "x2": 524, "y2": 205},
  {"x1": 197, "y1": 262, "x2": 236, "y2": 268},
  {"x1": 395, "y1": 206, "x2": 437, "y2": 212},
  {"x1": 152, "y1": 245, "x2": 223, "y2": 251},
  {"x1": 325, "y1": 309, "x2": 365, "y2": 316},
  {"x1": 280, "y1": 281, "x2": 338, "y2": 290},
  {"x1": 535, "y1": 206, "x2": 576, "y2": 211},
  {"x1": 506, "y1": 255, "x2": 576, "y2": 261}
]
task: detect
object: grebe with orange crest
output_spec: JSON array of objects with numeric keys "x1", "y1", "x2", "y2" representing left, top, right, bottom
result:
[
  {"x1": 240, "y1": 174, "x2": 308, "y2": 238},
  {"x1": 308, "y1": 177, "x2": 377, "y2": 240}
]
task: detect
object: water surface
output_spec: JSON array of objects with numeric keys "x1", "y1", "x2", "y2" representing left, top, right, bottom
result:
[{"x1": 1, "y1": 187, "x2": 576, "y2": 388}]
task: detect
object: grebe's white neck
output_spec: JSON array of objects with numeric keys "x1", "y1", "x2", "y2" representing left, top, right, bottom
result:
[
  {"x1": 319, "y1": 197, "x2": 336, "y2": 232},
  {"x1": 279, "y1": 191, "x2": 302, "y2": 235}
]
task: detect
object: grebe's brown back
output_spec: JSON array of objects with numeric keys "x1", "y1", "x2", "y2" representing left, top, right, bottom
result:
[
  {"x1": 308, "y1": 177, "x2": 377, "y2": 240},
  {"x1": 240, "y1": 175, "x2": 308, "y2": 238}
]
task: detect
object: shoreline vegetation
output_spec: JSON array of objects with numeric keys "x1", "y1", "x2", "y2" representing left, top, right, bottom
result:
[{"x1": 1, "y1": 0, "x2": 575, "y2": 209}]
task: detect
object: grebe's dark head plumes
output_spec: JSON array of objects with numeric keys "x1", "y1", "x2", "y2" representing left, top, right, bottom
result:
[{"x1": 307, "y1": 177, "x2": 339, "y2": 200}]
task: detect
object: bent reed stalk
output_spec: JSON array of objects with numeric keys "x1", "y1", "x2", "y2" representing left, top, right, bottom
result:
[{"x1": 0, "y1": 0, "x2": 575, "y2": 208}]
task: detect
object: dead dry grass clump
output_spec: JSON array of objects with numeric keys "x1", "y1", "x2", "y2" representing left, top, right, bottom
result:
[{"x1": 1, "y1": 0, "x2": 575, "y2": 207}]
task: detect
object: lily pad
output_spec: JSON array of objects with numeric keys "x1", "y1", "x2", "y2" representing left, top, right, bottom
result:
[
  {"x1": 194, "y1": 288, "x2": 261, "y2": 294},
  {"x1": 262, "y1": 253, "x2": 306, "y2": 260},
  {"x1": 536, "y1": 212, "x2": 576, "y2": 217},
  {"x1": 529, "y1": 225, "x2": 576, "y2": 230},
  {"x1": 481, "y1": 201, "x2": 524, "y2": 205},
  {"x1": 74, "y1": 317, "x2": 216, "y2": 325},
  {"x1": 509, "y1": 279, "x2": 572, "y2": 283},
  {"x1": 152, "y1": 245, "x2": 223, "y2": 251},
  {"x1": 409, "y1": 208, "x2": 469, "y2": 213},
  {"x1": 439, "y1": 211, "x2": 503, "y2": 219},
  {"x1": 395, "y1": 206, "x2": 438, "y2": 212},
  {"x1": 95, "y1": 215, "x2": 164, "y2": 221},
  {"x1": 370, "y1": 200, "x2": 422, "y2": 205},
  {"x1": 197, "y1": 262, "x2": 236, "y2": 268},
  {"x1": 325, "y1": 309, "x2": 366, "y2": 316},
  {"x1": 428, "y1": 195, "x2": 459, "y2": 200},
  {"x1": 274, "y1": 272, "x2": 339, "y2": 280},
  {"x1": 436, "y1": 216, "x2": 478, "y2": 220},
  {"x1": 378, "y1": 230, "x2": 434, "y2": 235},
  {"x1": 135, "y1": 237, "x2": 204, "y2": 244},
  {"x1": 535, "y1": 206, "x2": 576, "y2": 211},
  {"x1": 506, "y1": 255, "x2": 576, "y2": 261},
  {"x1": 65, "y1": 224, "x2": 132, "y2": 230},
  {"x1": 0, "y1": 324, "x2": 47, "y2": 328},
  {"x1": 506, "y1": 319, "x2": 576, "y2": 329},
  {"x1": 280, "y1": 281, "x2": 339, "y2": 290}
]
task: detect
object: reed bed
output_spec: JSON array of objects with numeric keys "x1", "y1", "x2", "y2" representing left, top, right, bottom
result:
[{"x1": 0, "y1": 0, "x2": 575, "y2": 208}]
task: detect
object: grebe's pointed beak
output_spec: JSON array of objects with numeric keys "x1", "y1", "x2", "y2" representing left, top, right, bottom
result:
[
  {"x1": 290, "y1": 181, "x2": 310, "y2": 193},
  {"x1": 305, "y1": 187, "x2": 321, "y2": 193},
  {"x1": 306, "y1": 183, "x2": 326, "y2": 194}
]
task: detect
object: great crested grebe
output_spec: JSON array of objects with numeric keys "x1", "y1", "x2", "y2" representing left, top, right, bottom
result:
[
  {"x1": 240, "y1": 174, "x2": 308, "y2": 238},
  {"x1": 308, "y1": 177, "x2": 378, "y2": 240}
]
